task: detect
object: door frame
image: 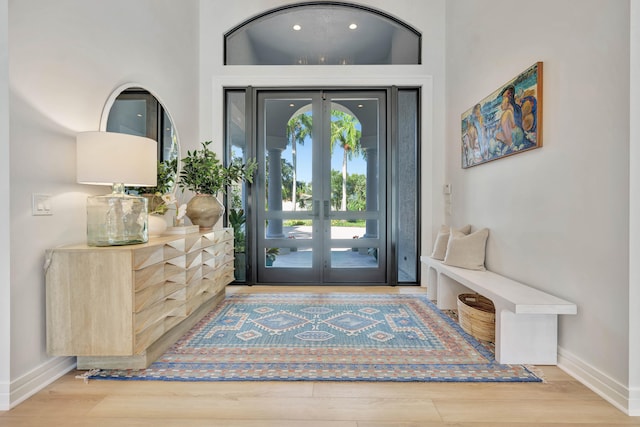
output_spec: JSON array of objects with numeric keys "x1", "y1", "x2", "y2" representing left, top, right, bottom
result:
[{"x1": 219, "y1": 76, "x2": 431, "y2": 287}]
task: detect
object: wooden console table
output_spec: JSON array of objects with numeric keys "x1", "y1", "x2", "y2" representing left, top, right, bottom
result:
[{"x1": 45, "y1": 228, "x2": 234, "y2": 369}]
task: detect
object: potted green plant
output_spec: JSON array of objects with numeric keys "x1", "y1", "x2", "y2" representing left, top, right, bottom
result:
[
  {"x1": 127, "y1": 158, "x2": 177, "y2": 213},
  {"x1": 127, "y1": 158, "x2": 178, "y2": 236},
  {"x1": 178, "y1": 141, "x2": 257, "y2": 230},
  {"x1": 265, "y1": 247, "x2": 279, "y2": 267},
  {"x1": 229, "y1": 208, "x2": 247, "y2": 280}
]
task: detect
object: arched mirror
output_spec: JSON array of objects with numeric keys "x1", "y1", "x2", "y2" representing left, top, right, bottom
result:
[{"x1": 100, "y1": 84, "x2": 180, "y2": 194}]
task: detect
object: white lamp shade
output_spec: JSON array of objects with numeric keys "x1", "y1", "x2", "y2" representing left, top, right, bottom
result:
[{"x1": 77, "y1": 131, "x2": 157, "y2": 187}]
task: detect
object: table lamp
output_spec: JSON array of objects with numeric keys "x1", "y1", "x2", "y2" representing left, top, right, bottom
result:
[{"x1": 77, "y1": 131, "x2": 157, "y2": 246}]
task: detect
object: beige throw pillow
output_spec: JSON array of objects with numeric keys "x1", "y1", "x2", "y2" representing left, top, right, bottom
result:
[
  {"x1": 443, "y1": 228, "x2": 489, "y2": 270},
  {"x1": 431, "y1": 224, "x2": 472, "y2": 260}
]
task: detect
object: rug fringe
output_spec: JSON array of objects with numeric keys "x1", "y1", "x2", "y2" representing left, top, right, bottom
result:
[{"x1": 75, "y1": 369, "x2": 100, "y2": 384}]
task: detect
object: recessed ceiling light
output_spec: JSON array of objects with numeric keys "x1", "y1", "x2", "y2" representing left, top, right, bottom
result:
[
  {"x1": 137, "y1": 113, "x2": 143, "y2": 117},
  {"x1": 357, "y1": 104, "x2": 364, "y2": 108},
  {"x1": 293, "y1": 24, "x2": 301, "y2": 31},
  {"x1": 349, "y1": 23, "x2": 358, "y2": 30},
  {"x1": 289, "y1": 103, "x2": 295, "y2": 107}
]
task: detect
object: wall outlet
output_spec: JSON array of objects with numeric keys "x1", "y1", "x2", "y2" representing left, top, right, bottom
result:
[{"x1": 443, "y1": 183, "x2": 452, "y2": 195}]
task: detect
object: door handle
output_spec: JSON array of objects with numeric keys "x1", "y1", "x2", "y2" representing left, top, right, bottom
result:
[
  {"x1": 323, "y1": 200, "x2": 331, "y2": 218},
  {"x1": 313, "y1": 200, "x2": 320, "y2": 218}
]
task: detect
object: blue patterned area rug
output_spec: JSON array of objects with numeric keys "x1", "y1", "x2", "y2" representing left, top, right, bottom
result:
[{"x1": 89, "y1": 293, "x2": 541, "y2": 382}]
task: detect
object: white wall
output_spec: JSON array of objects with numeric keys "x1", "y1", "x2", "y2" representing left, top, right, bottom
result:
[
  {"x1": 446, "y1": 0, "x2": 633, "y2": 413},
  {"x1": 0, "y1": 0, "x2": 11, "y2": 411},
  {"x1": 5, "y1": 0, "x2": 199, "y2": 408}
]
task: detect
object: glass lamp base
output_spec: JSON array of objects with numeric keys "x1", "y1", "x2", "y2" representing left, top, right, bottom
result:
[{"x1": 86, "y1": 193, "x2": 148, "y2": 246}]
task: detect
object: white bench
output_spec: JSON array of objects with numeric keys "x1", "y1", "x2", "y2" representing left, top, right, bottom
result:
[{"x1": 420, "y1": 256, "x2": 577, "y2": 365}]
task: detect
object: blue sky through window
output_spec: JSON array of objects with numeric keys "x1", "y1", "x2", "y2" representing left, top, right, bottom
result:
[{"x1": 282, "y1": 136, "x2": 367, "y2": 183}]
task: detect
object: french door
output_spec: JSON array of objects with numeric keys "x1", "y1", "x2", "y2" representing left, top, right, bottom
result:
[{"x1": 255, "y1": 90, "x2": 387, "y2": 284}]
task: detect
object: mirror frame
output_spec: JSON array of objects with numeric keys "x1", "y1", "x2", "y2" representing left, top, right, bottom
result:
[{"x1": 100, "y1": 83, "x2": 181, "y2": 195}]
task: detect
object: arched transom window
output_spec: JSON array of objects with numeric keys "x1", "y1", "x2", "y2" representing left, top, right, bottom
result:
[{"x1": 225, "y1": 2, "x2": 421, "y2": 65}]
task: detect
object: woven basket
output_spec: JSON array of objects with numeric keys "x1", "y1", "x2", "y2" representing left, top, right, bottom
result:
[{"x1": 457, "y1": 293, "x2": 496, "y2": 342}]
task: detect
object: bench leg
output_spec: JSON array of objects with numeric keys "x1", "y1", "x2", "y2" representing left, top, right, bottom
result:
[
  {"x1": 426, "y1": 266, "x2": 438, "y2": 301},
  {"x1": 436, "y1": 273, "x2": 469, "y2": 310},
  {"x1": 495, "y1": 309, "x2": 558, "y2": 365}
]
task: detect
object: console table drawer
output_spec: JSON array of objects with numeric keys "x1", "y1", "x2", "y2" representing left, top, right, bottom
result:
[{"x1": 46, "y1": 229, "x2": 234, "y2": 366}]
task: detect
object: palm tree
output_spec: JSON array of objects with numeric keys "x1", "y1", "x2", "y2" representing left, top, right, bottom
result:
[
  {"x1": 330, "y1": 110, "x2": 362, "y2": 211},
  {"x1": 286, "y1": 112, "x2": 312, "y2": 210}
]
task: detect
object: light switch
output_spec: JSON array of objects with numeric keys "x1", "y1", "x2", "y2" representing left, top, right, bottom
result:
[
  {"x1": 32, "y1": 193, "x2": 53, "y2": 216},
  {"x1": 443, "y1": 184, "x2": 452, "y2": 195}
]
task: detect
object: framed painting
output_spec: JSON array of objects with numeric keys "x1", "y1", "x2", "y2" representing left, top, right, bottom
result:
[{"x1": 461, "y1": 62, "x2": 543, "y2": 168}]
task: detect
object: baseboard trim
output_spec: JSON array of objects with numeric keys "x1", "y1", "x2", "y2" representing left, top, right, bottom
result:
[
  {"x1": 629, "y1": 385, "x2": 640, "y2": 416},
  {"x1": 558, "y1": 347, "x2": 633, "y2": 415},
  {"x1": 5, "y1": 356, "x2": 76, "y2": 410}
]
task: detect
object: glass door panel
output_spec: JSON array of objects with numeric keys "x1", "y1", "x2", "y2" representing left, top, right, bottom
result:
[
  {"x1": 323, "y1": 93, "x2": 385, "y2": 283},
  {"x1": 257, "y1": 93, "x2": 320, "y2": 282}
]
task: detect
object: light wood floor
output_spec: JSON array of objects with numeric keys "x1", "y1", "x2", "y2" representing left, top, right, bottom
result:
[{"x1": 1, "y1": 285, "x2": 638, "y2": 426}]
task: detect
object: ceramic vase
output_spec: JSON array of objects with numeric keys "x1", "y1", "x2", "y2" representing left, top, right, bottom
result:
[
  {"x1": 148, "y1": 214, "x2": 168, "y2": 237},
  {"x1": 186, "y1": 194, "x2": 224, "y2": 230}
]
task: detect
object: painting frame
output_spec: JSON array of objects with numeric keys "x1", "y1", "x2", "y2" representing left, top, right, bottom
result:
[{"x1": 461, "y1": 62, "x2": 543, "y2": 169}]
